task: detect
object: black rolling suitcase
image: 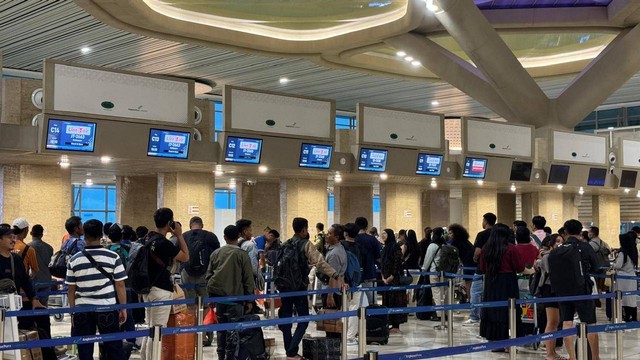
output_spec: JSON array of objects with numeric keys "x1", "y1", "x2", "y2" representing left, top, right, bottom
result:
[
  {"x1": 365, "y1": 304, "x2": 389, "y2": 345},
  {"x1": 416, "y1": 275, "x2": 435, "y2": 320},
  {"x1": 237, "y1": 315, "x2": 268, "y2": 360},
  {"x1": 302, "y1": 337, "x2": 341, "y2": 360}
]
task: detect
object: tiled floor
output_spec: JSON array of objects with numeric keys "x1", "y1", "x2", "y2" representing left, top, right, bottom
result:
[{"x1": 49, "y1": 308, "x2": 640, "y2": 359}]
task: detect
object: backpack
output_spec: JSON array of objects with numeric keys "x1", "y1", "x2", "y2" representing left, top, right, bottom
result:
[
  {"x1": 110, "y1": 244, "x2": 130, "y2": 269},
  {"x1": 592, "y1": 239, "x2": 611, "y2": 269},
  {"x1": 436, "y1": 244, "x2": 460, "y2": 274},
  {"x1": 273, "y1": 238, "x2": 309, "y2": 292},
  {"x1": 184, "y1": 230, "x2": 214, "y2": 276},
  {"x1": 341, "y1": 241, "x2": 362, "y2": 287},
  {"x1": 548, "y1": 242, "x2": 587, "y2": 296},
  {"x1": 48, "y1": 239, "x2": 79, "y2": 278},
  {"x1": 127, "y1": 234, "x2": 165, "y2": 295},
  {"x1": 126, "y1": 241, "x2": 143, "y2": 271}
]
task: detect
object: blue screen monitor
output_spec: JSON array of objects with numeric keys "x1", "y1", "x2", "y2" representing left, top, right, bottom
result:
[
  {"x1": 416, "y1": 153, "x2": 443, "y2": 176},
  {"x1": 224, "y1": 136, "x2": 263, "y2": 164},
  {"x1": 299, "y1": 143, "x2": 333, "y2": 169},
  {"x1": 462, "y1": 157, "x2": 488, "y2": 179},
  {"x1": 358, "y1": 148, "x2": 388, "y2": 172},
  {"x1": 587, "y1": 167, "x2": 607, "y2": 186},
  {"x1": 147, "y1": 129, "x2": 190, "y2": 159},
  {"x1": 46, "y1": 119, "x2": 96, "y2": 153}
]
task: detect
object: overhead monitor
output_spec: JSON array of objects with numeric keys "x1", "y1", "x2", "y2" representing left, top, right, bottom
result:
[
  {"x1": 299, "y1": 143, "x2": 333, "y2": 169},
  {"x1": 587, "y1": 167, "x2": 607, "y2": 186},
  {"x1": 45, "y1": 119, "x2": 96, "y2": 152},
  {"x1": 147, "y1": 129, "x2": 190, "y2": 159},
  {"x1": 462, "y1": 157, "x2": 488, "y2": 179},
  {"x1": 224, "y1": 136, "x2": 263, "y2": 164},
  {"x1": 416, "y1": 153, "x2": 443, "y2": 176},
  {"x1": 358, "y1": 148, "x2": 388, "y2": 172},
  {"x1": 620, "y1": 170, "x2": 638, "y2": 188},
  {"x1": 548, "y1": 164, "x2": 570, "y2": 184},
  {"x1": 510, "y1": 161, "x2": 533, "y2": 182}
]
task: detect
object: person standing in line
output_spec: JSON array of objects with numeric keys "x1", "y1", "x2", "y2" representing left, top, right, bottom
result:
[
  {"x1": 206, "y1": 225, "x2": 255, "y2": 360},
  {"x1": 141, "y1": 208, "x2": 189, "y2": 360},
  {"x1": 530, "y1": 216, "x2": 548, "y2": 248},
  {"x1": 318, "y1": 224, "x2": 347, "y2": 340},
  {"x1": 354, "y1": 217, "x2": 381, "y2": 305},
  {"x1": 448, "y1": 224, "x2": 475, "y2": 303},
  {"x1": 135, "y1": 226, "x2": 149, "y2": 242},
  {"x1": 11, "y1": 218, "x2": 40, "y2": 278},
  {"x1": 537, "y1": 235, "x2": 566, "y2": 360},
  {"x1": 463, "y1": 212, "x2": 496, "y2": 327},
  {"x1": 28, "y1": 224, "x2": 54, "y2": 306},
  {"x1": 342, "y1": 223, "x2": 368, "y2": 344},
  {"x1": 423, "y1": 227, "x2": 446, "y2": 322},
  {"x1": 62, "y1": 216, "x2": 85, "y2": 256},
  {"x1": 381, "y1": 229, "x2": 408, "y2": 334},
  {"x1": 418, "y1": 227, "x2": 433, "y2": 266},
  {"x1": 66, "y1": 219, "x2": 127, "y2": 360},
  {"x1": 613, "y1": 232, "x2": 638, "y2": 322},
  {"x1": 588, "y1": 226, "x2": 611, "y2": 299}
]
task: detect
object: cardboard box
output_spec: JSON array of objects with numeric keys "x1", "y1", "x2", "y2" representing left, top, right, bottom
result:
[
  {"x1": 315, "y1": 309, "x2": 343, "y2": 333},
  {"x1": 10, "y1": 330, "x2": 43, "y2": 360},
  {"x1": 171, "y1": 285, "x2": 187, "y2": 314}
]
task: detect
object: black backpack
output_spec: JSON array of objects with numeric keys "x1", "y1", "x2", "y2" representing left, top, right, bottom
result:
[
  {"x1": 184, "y1": 230, "x2": 214, "y2": 276},
  {"x1": 127, "y1": 234, "x2": 165, "y2": 295},
  {"x1": 436, "y1": 244, "x2": 460, "y2": 274},
  {"x1": 49, "y1": 239, "x2": 79, "y2": 278},
  {"x1": 548, "y1": 242, "x2": 587, "y2": 296},
  {"x1": 273, "y1": 238, "x2": 309, "y2": 292}
]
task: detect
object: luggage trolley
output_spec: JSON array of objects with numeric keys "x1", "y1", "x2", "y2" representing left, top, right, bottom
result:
[
  {"x1": 518, "y1": 275, "x2": 540, "y2": 350},
  {"x1": 46, "y1": 282, "x2": 68, "y2": 322}
]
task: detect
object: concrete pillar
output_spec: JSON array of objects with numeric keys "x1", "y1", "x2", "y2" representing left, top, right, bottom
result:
[
  {"x1": 423, "y1": 190, "x2": 450, "y2": 228},
  {"x1": 592, "y1": 195, "x2": 621, "y2": 247},
  {"x1": 521, "y1": 191, "x2": 574, "y2": 233},
  {"x1": 449, "y1": 188, "x2": 463, "y2": 226},
  {"x1": 279, "y1": 178, "x2": 328, "y2": 240},
  {"x1": 1, "y1": 78, "x2": 41, "y2": 125},
  {"x1": 334, "y1": 185, "x2": 373, "y2": 225},
  {"x1": 462, "y1": 188, "x2": 498, "y2": 236},
  {"x1": 237, "y1": 181, "x2": 281, "y2": 234},
  {"x1": 117, "y1": 176, "x2": 157, "y2": 230},
  {"x1": 158, "y1": 172, "x2": 214, "y2": 231},
  {"x1": 497, "y1": 193, "x2": 516, "y2": 227},
  {"x1": 0, "y1": 165, "x2": 71, "y2": 248},
  {"x1": 379, "y1": 183, "x2": 422, "y2": 232}
]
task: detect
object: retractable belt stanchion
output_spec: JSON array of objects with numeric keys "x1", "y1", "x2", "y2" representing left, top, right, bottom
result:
[
  {"x1": 195, "y1": 296, "x2": 204, "y2": 360},
  {"x1": 358, "y1": 304, "x2": 366, "y2": 358},
  {"x1": 615, "y1": 290, "x2": 623, "y2": 360},
  {"x1": 341, "y1": 286, "x2": 348, "y2": 360},
  {"x1": 611, "y1": 272, "x2": 618, "y2": 324},
  {"x1": 577, "y1": 322, "x2": 588, "y2": 360},
  {"x1": 364, "y1": 350, "x2": 379, "y2": 360},
  {"x1": 0, "y1": 308, "x2": 5, "y2": 356},
  {"x1": 151, "y1": 325, "x2": 163, "y2": 360},
  {"x1": 269, "y1": 266, "x2": 276, "y2": 323},
  {"x1": 508, "y1": 298, "x2": 516, "y2": 360},
  {"x1": 447, "y1": 278, "x2": 454, "y2": 347},
  {"x1": 435, "y1": 272, "x2": 446, "y2": 331}
]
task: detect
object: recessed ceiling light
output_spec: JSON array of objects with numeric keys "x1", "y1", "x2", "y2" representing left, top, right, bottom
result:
[
  {"x1": 100, "y1": 156, "x2": 111, "y2": 164},
  {"x1": 578, "y1": 186, "x2": 585, "y2": 195},
  {"x1": 279, "y1": 77, "x2": 289, "y2": 84},
  {"x1": 334, "y1": 176, "x2": 342, "y2": 183},
  {"x1": 396, "y1": 51, "x2": 406, "y2": 57},
  {"x1": 425, "y1": 0, "x2": 442, "y2": 13},
  {"x1": 380, "y1": 173, "x2": 388, "y2": 180},
  {"x1": 557, "y1": 184, "x2": 564, "y2": 190},
  {"x1": 431, "y1": 101, "x2": 439, "y2": 106},
  {"x1": 80, "y1": 47, "x2": 91, "y2": 54},
  {"x1": 625, "y1": 188, "x2": 631, "y2": 194},
  {"x1": 411, "y1": 60, "x2": 421, "y2": 66},
  {"x1": 510, "y1": 184, "x2": 516, "y2": 192},
  {"x1": 477, "y1": 180, "x2": 484, "y2": 185},
  {"x1": 430, "y1": 179, "x2": 437, "y2": 188},
  {"x1": 85, "y1": 179, "x2": 93, "y2": 186},
  {"x1": 258, "y1": 165, "x2": 268, "y2": 173},
  {"x1": 59, "y1": 162, "x2": 70, "y2": 169},
  {"x1": 214, "y1": 171, "x2": 224, "y2": 176},
  {"x1": 404, "y1": 56, "x2": 414, "y2": 62}
]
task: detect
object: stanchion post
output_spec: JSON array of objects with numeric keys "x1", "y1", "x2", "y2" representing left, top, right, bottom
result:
[
  {"x1": 358, "y1": 306, "x2": 366, "y2": 358},
  {"x1": 269, "y1": 266, "x2": 276, "y2": 320},
  {"x1": 0, "y1": 308, "x2": 5, "y2": 344},
  {"x1": 614, "y1": 290, "x2": 623, "y2": 360},
  {"x1": 577, "y1": 322, "x2": 588, "y2": 360},
  {"x1": 508, "y1": 298, "x2": 516, "y2": 360},
  {"x1": 447, "y1": 278, "x2": 454, "y2": 347},
  {"x1": 364, "y1": 350, "x2": 379, "y2": 360},
  {"x1": 195, "y1": 296, "x2": 204, "y2": 360},
  {"x1": 611, "y1": 272, "x2": 618, "y2": 324},
  {"x1": 438, "y1": 272, "x2": 446, "y2": 330},
  {"x1": 341, "y1": 286, "x2": 348, "y2": 360},
  {"x1": 151, "y1": 325, "x2": 163, "y2": 360}
]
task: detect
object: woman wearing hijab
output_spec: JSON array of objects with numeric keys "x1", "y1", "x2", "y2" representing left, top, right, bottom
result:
[{"x1": 380, "y1": 228, "x2": 408, "y2": 334}]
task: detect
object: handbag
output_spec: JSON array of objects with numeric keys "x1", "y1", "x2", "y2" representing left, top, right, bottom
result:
[
  {"x1": 398, "y1": 261, "x2": 413, "y2": 286},
  {"x1": 604, "y1": 270, "x2": 614, "y2": 288}
]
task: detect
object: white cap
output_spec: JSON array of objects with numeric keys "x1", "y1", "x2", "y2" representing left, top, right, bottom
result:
[{"x1": 12, "y1": 218, "x2": 29, "y2": 230}]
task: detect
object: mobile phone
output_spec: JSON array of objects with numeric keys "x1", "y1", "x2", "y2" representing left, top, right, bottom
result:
[{"x1": 169, "y1": 220, "x2": 175, "y2": 230}]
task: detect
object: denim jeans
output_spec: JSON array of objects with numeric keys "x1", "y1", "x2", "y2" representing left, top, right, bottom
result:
[
  {"x1": 215, "y1": 302, "x2": 244, "y2": 360},
  {"x1": 278, "y1": 295, "x2": 309, "y2": 357},
  {"x1": 470, "y1": 278, "x2": 484, "y2": 321},
  {"x1": 362, "y1": 279, "x2": 377, "y2": 305},
  {"x1": 72, "y1": 310, "x2": 124, "y2": 360}
]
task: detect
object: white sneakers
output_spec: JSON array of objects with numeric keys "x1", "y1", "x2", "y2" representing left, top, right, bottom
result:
[
  {"x1": 462, "y1": 318, "x2": 480, "y2": 327},
  {"x1": 347, "y1": 338, "x2": 358, "y2": 346}
]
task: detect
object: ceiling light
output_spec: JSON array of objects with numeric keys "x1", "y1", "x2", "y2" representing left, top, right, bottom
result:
[
  {"x1": 431, "y1": 100, "x2": 439, "y2": 106},
  {"x1": 380, "y1": 173, "x2": 388, "y2": 180},
  {"x1": 477, "y1": 180, "x2": 483, "y2": 185},
  {"x1": 411, "y1": 60, "x2": 421, "y2": 66},
  {"x1": 334, "y1": 176, "x2": 342, "y2": 183},
  {"x1": 59, "y1": 162, "x2": 70, "y2": 169},
  {"x1": 214, "y1": 171, "x2": 224, "y2": 176},
  {"x1": 85, "y1": 179, "x2": 93, "y2": 186},
  {"x1": 258, "y1": 165, "x2": 268, "y2": 173},
  {"x1": 578, "y1": 186, "x2": 585, "y2": 195},
  {"x1": 430, "y1": 179, "x2": 437, "y2": 188},
  {"x1": 229, "y1": 183, "x2": 236, "y2": 189},
  {"x1": 100, "y1": 156, "x2": 111, "y2": 164},
  {"x1": 425, "y1": 0, "x2": 442, "y2": 13},
  {"x1": 404, "y1": 56, "x2": 414, "y2": 62},
  {"x1": 396, "y1": 51, "x2": 406, "y2": 57},
  {"x1": 637, "y1": 190, "x2": 640, "y2": 198},
  {"x1": 279, "y1": 77, "x2": 289, "y2": 84},
  {"x1": 557, "y1": 184, "x2": 564, "y2": 190},
  {"x1": 608, "y1": 127, "x2": 614, "y2": 130},
  {"x1": 80, "y1": 47, "x2": 91, "y2": 54},
  {"x1": 510, "y1": 184, "x2": 516, "y2": 192},
  {"x1": 625, "y1": 188, "x2": 631, "y2": 194}
]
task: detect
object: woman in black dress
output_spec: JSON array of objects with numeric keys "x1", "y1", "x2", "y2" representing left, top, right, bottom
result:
[{"x1": 380, "y1": 228, "x2": 408, "y2": 334}]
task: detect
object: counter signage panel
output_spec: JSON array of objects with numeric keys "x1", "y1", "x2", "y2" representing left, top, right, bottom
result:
[
  {"x1": 46, "y1": 119, "x2": 96, "y2": 152},
  {"x1": 548, "y1": 165, "x2": 570, "y2": 184},
  {"x1": 620, "y1": 170, "x2": 638, "y2": 188},
  {"x1": 299, "y1": 143, "x2": 332, "y2": 169},
  {"x1": 147, "y1": 129, "x2": 190, "y2": 159},
  {"x1": 225, "y1": 136, "x2": 263, "y2": 164},
  {"x1": 587, "y1": 167, "x2": 607, "y2": 186},
  {"x1": 510, "y1": 161, "x2": 533, "y2": 182},
  {"x1": 416, "y1": 153, "x2": 443, "y2": 176},
  {"x1": 462, "y1": 157, "x2": 488, "y2": 179},
  {"x1": 358, "y1": 148, "x2": 388, "y2": 172}
]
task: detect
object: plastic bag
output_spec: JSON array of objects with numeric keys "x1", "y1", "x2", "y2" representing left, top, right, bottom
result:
[{"x1": 204, "y1": 305, "x2": 218, "y2": 325}]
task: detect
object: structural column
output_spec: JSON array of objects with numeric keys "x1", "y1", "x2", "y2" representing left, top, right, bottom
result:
[
  {"x1": 462, "y1": 188, "x2": 497, "y2": 237},
  {"x1": 497, "y1": 193, "x2": 516, "y2": 227},
  {"x1": 279, "y1": 178, "x2": 328, "y2": 240},
  {"x1": 423, "y1": 190, "x2": 450, "y2": 229},
  {"x1": 379, "y1": 184, "x2": 422, "y2": 232},
  {"x1": 237, "y1": 181, "x2": 281, "y2": 234},
  {"x1": 521, "y1": 192, "x2": 579, "y2": 233},
  {"x1": 117, "y1": 175, "x2": 157, "y2": 229},
  {"x1": 334, "y1": 185, "x2": 373, "y2": 226},
  {"x1": 158, "y1": 172, "x2": 214, "y2": 232},
  {"x1": 0, "y1": 165, "x2": 71, "y2": 248},
  {"x1": 592, "y1": 195, "x2": 620, "y2": 247}
]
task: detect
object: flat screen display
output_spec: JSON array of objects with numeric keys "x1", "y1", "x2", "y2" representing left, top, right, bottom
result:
[
  {"x1": 510, "y1": 161, "x2": 533, "y2": 182},
  {"x1": 548, "y1": 164, "x2": 570, "y2": 184},
  {"x1": 462, "y1": 157, "x2": 488, "y2": 179},
  {"x1": 224, "y1": 136, "x2": 263, "y2": 164},
  {"x1": 620, "y1": 170, "x2": 638, "y2": 188},
  {"x1": 45, "y1": 119, "x2": 96, "y2": 152},
  {"x1": 299, "y1": 143, "x2": 332, "y2": 169},
  {"x1": 416, "y1": 153, "x2": 443, "y2": 176},
  {"x1": 358, "y1": 148, "x2": 388, "y2": 172},
  {"x1": 147, "y1": 129, "x2": 190, "y2": 159},
  {"x1": 587, "y1": 167, "x2": 607, "y2": 186}
]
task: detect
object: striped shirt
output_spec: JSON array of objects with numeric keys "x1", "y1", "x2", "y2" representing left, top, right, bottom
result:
[{"x1": 65, "y1": 246, "x2": 127, "y2": 306}]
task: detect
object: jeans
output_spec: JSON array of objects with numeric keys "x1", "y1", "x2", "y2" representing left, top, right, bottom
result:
[
  {"x1": 362, "y1": 279, "x2": 376, "y2": 305},
  {"x1": 72, "y1": 311, "x2": 124, "y2": 360},
  {"x1": 348, "y1": 290, "x2": 368, "y2": 339},
  {"x1": 278, "y1": 295, "x2": 309, "y2": 357},
  {"x1": 215, "y1": 302, "x2": 244, "y2": 360},
  {"x1": 141, "y1": 287, "x2": 173, "y2": 360},
  {"x1": 470, "y1": 278, "x2": 484, "y2": 321}
]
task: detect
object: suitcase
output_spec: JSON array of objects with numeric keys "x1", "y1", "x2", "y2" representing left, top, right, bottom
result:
[
  {"x1": 302, "y1": 337, "x2": 341, "y2": 360},
  {"x1": 365, "y1": 304, "x2": 389, "y2": 345},
  {"x1": 238, "y1": 315, "x2": 268, "y2": 360},
  {"x1": 162, "y1": 312, "x2": 196, "y2": 360}
]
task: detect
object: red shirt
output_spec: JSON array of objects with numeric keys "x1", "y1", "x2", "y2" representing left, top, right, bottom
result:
[
  {"x1": 479, "y1": 243, "x2": 526, "y2": 274},
  {"x1": 515, "y1": 243, "x2": 539, "y2": 268}
]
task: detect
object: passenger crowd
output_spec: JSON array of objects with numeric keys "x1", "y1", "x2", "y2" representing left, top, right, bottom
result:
[{"x1": 0, "y1": 209, "x2": 638, "y2": 360}]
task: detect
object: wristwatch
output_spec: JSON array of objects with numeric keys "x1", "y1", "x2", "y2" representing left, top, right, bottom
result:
[{"x1": 332, "y1": 273, "x2": 339, "y2": 280}]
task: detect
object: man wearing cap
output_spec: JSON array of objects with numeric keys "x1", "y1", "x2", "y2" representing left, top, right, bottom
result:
[
  {"x1": 12, "y1": 218, "x2": 39, "y2": 279},
  {"x1": 28, "y1": 224, "x2": 54, "y2": 306}
]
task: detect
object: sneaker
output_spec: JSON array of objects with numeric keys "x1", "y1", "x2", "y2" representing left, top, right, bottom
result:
[
  {"x1": 462, "y1": 319, "x2": 480, "y2": 327},
  {"x1": 347, "y1": 338, "x2": 358, "y2": 346}
]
